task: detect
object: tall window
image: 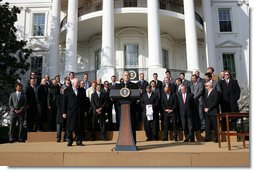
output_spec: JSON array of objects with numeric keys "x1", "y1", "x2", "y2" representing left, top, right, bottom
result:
[
  {"x1": 124, "y1": 0, "x2": 137, "y2": 7},
  {"x1": 222, "y1": 53, "x2": 236, "y2": 79},
  {"x1": 124, "y1": 44, "x2": 138, "y2": 68},
  {"x1": 162, "y1": 49, "x2": 169, "y2": 68},
  {"x1": 95, "y1": 49, "x2": 101, "y2": 70},
  {"x1": 218, "y1": 8, "x2": 232, "y2": 32},
  {"x1": 33, "y1": 13, "x2": 45, "y2": 36},
  {"x1": 159, "y1": 0, "x2": 167, "y2": 10},
  {"x1": 31, "y1": 56, "x2": 43, "y2": 76}
]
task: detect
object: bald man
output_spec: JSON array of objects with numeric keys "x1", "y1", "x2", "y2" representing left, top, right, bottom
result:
[{"x1": 63, "y1": 78, "x2": 90, "y2": 146}]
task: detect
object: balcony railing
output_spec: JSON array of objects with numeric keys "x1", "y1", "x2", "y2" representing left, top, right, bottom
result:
[
  {"x1": 60, "y1": 0, "x2": 203, "y2": 29},
  {"x1": 114, "y1": 0, "x2": 147, "y2": 8}
]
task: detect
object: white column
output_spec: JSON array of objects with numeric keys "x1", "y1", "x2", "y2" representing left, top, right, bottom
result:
[
  {"x1": 48, "y1": 0, "x2": 61, "y2": 78},
  {"x1": 147, "y1": 0, "x2": 165, "y2": 81},
  {"x1": 183, "y1": 0, "x2": 200, "y2": 72},
  {"x1": 202, "y1": 0, "x2": 217, "y2": 70},
  {"x1": 65, "y1": 0, "x2": 78, "y2": 74},
  {"x1": 97, "y1": 0, "x2": 115, "y2": 82}
]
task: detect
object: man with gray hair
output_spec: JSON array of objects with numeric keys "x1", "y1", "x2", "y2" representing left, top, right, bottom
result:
[
  {"x1": 203, "y1": 81, "x2": 219, "y2": 142},
  {"x1": 63, "y1": 78, "x2": 90, "y2": 146}
]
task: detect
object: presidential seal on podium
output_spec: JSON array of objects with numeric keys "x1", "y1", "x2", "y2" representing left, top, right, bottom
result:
[{"x1": 119, "y1": 87, "x2": 131, "y2": 98}]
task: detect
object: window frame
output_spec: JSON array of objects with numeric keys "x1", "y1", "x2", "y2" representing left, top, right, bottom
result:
[
  {"x1": 162, "y1": 48, "x2": 169, "y2": 68},
  {"x1": 94, "y1": 49, "x2": 101, "y2": 70},
  {"x1": 30, "y1": 56, "x2": 43, "y2": 76},
  {"x1": 31, "y1": 12, "x2": 47, "y2": 37},
  {"x1": 217, "y1": 8, "x2": 233, "y2": 33},
  {"x1": 222, "y1": 52, "x2": 237, "y2": 79},
  {"x1": 124, "y1": 44, "x2": 139, "y2": 69}
]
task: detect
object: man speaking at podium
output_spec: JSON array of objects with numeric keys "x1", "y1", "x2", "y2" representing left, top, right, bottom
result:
[{"x1": 116, "y1": 71, "x2": 138, "y2": 143}]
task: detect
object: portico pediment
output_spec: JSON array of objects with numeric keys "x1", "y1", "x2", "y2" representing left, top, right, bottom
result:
[
  {"x1": 27, "y1": 44, "x2": 48, "y2": 51},
  {"x1": 116, "y1": 27, "x2": 146, "y2": 37},
  {"x1": 160, "y1": 33, "x2": 175, "y2": 46},
  {"x1": 216, "y1": 40, "x2": 242, "y2": 48}
]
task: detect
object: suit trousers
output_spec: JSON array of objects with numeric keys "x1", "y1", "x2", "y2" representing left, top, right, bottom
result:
[
  {"x1": 9, "y1": 113, "x2": 24, "y2": 141},
  {"x1": 92, "y1": 113, "x2": 106, "y2": 140},
  {"x1": 56, "y1": 123, "x2": 67, "y2": 141},
  {"x1": 193, "y1": 101, "x2": 205, "y2": 130},
  {"x1": 163, "y1": 112, "x2": 177, "y2": 140},
  {"x1": 181, "y1": 111, "x2": 194, "y2": 140},
  {"x1": 205, "y1": 115, "x2": 218, "y2": 141},
  {"x1": 143, "y1": 116, "x2": 157, "y2": 140},
  {"x1": 67, "y1": 130, "x2": 83, "y2": 144}
]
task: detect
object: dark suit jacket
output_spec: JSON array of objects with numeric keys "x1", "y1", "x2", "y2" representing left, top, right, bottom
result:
[
  {"x1": 177, "y1": 92, "x2": 194, "y2": 117},
  {"x1": 109, "y1": 82, "x2": 118, "y2": 90},
  {"x1": 48, "y1": 85, "x2": 60, "y2": 107},
  {"x1": 91, "y1": 92, "x2": 107, "y2": 115},
  {"x1": 25, "y1": 86, "x2": 37, "y2": 107},
  {"x1": 141, "y1": 92, "x2": 159, "y2": 118},
  {"x1": 204, "y1": 89, "x2": 219, "y2": 116},
  {"x1": 219, "y1": 79, "x2": 241, "y2": 112},
  {"x1": 56, "y1": 93, "x2": 64, "y2": 124},
  {"x1": 35, "y1": 84, "x2": 48, "y2": 105},
  {"x1": 163, "y1": 83, "x2": 176, "y2": 93},
  {"x1": 182, "y1": 79, "x2": 191, "y2": 87},
  {"x1": 9, "y1": 92, "x2": 26, "y2": 116},
  {"x1": 152, "y1": 80, "x2": 162, "y2": 91},
  {"x1": 117, "y1": 81, "x2": 138, "y2": 89},
  {"x1": 63, "y1": 87, "x2": 89, "y2": 131},
  {"x1": 101, "y1": 88, "x2": 112, "y2": 107},
  {"x1": 136, "y1": 80, "x2": 149, "y2": 94},
  {"x1": 161, "y1": 92, "x2": 177, "y2": 115}
]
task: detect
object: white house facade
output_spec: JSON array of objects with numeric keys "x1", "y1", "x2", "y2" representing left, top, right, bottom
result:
[{"x1": 1, "y1": 0, "x2": 249, "y2": 88}]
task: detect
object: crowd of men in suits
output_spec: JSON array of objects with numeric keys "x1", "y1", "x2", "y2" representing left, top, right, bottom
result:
[{"x1": 8, "y1": 67, "x2": 241, "y2": 146}]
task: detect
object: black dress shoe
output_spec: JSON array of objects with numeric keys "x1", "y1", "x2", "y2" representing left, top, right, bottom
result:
[
  {"x1": 76, "y1": 142, "x2": 85, "y2": 146},
  {"x1": 203, "y1": 139, "x2": 210, "y2": 142},
  {"x1": 9, "y1": 140, "x2": 14, "y2": 143},
  {"x1": 146, "y1": 138, "x2": 153, "y2": 141},
  {"x1": 162, "y1": 138, "x2": 168, "y2": 141},
  {"x1": 214, "y1": 139, "x2": 218, "y2": 143},
  {"x1": 174, "y1": 138, "x2": 178, "y2": 142},
  {"x1": 190, "y1": 139, "x2": 195, "y2": 142},
  {"x1": 67, "y1": 143, "x2": 72, "y2": 147},
  {"x1": 57, "y1": 139, "x2": 61, "y2": 143},
  {"x1": 184, "y1": 138, "x2": 190, "y2": 142},
  {"x1": 19, "y1": 139, "x2": 25, "y2": 143}
]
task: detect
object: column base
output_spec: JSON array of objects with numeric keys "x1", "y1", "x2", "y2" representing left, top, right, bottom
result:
[
  {"x1": 148, "y1": 67, "x2": 166, "y2": 82},
  {"x1": 97, "y1": 67, "x2": 115, "y2": 82}
]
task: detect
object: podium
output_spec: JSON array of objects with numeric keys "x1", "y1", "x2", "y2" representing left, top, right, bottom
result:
[{"x1": 110, "y1": 88, "x2": 140, "y2": 151}]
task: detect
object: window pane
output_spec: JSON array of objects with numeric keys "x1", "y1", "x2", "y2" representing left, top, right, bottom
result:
[
  {"x1": 124, "y1": 44, "x2": 138, "y2": 68},
  {"x1": 124, "y1": 0, "x2": 137, "y2": 7},
  {"x1": 31, "y1": 57, "x2": 43, "y2": 76},
  {"x1": 222, "y1": 53, "x2": 236, "y2": 79},
  {"x1": 162, "y1": 49, "x2": 169, "y2": 68},
  {"x1": 33, "y1": 13, "x2": 45, "y2": 36},
  {"x1": 95, "y1": 50, "x2": 101, "y2": 70},
  {"x1": 218, "y1": 8, "x2": 232, "y2": 32}
]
